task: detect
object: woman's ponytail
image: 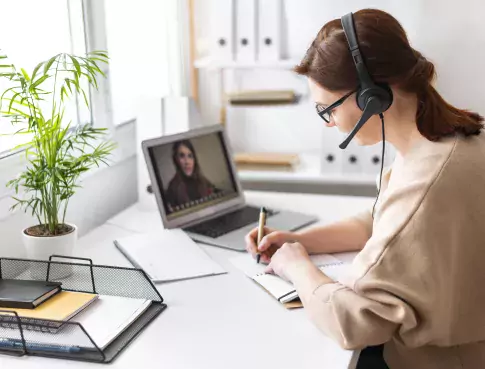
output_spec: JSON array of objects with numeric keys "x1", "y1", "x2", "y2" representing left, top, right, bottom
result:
[{"x1": 404, "y1": 54, "x2": 484, "y2": 141}]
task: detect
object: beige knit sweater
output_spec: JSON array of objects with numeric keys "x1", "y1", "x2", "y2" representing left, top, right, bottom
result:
[{"x1": 308, "y1": 132, "x2": 485, "y2": 369}]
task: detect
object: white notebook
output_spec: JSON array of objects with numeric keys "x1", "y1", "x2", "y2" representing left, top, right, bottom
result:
[
  {"x1": 114, "y1": 229, "x2": 226, "y2": 283},
  {"x1": 230, "y1": 253, "x2": 349, "y2": 308},
  {"x1": 73, "y1": 295, "x2": 151, "y2": 349}
]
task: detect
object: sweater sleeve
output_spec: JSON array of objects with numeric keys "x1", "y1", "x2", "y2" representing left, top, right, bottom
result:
[
  {"x1": 306, "y1": 276, "x2": 416, "y2": 350},
  {"x1": 349, "y1": 208, "x2": 374, "y2": 239}
]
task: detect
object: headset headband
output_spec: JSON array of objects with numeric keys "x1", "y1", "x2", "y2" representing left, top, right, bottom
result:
[{"x1": 340, "y1": 13, "x2": 375, "y2": 90}]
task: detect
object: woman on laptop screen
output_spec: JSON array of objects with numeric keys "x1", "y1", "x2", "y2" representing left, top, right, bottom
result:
[{"x1": 166, "y1": 139, "x2": 218, "y2": 211}]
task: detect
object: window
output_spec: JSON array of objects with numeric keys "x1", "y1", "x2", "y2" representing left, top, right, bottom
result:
[
  {"x1": 104, "y1": 0, "x2": 188, "y2": 126},
  {"x1": 104, "y1": 0, "x2": 141, "y2": 125},
  {"x1": 0, "y1": 0, "x2": 88, "y2": 156}
]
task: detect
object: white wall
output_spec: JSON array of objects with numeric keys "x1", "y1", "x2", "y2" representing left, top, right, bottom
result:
[
  {"x1": 194, "y1": 0, "x2": 485, "y2": 155},
  {"x1": 104, "y1": 0, "x2": 190, "y2": 126}
]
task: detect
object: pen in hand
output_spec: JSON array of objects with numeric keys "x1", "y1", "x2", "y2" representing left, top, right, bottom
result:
[{"x1": 256, "y1": 207, "x2": 267, "y2": 264}]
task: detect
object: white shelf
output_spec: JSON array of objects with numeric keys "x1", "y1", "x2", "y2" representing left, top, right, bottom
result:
[
  {"x1": 237, "y1": 153, "x2": 378, "y2": 187},
  {"x1": 226, "y1": 95, "x2": 309, "y2": 109},
  {"x1": 238, "y1": 169, "x2": 378, "y2": 187},
  {"x1": 194, "y1": 56, "x2": 300, "y2": 70}
]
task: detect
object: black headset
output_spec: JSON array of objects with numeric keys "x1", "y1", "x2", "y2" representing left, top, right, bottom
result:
[{"x1": 339, "y1": 12, "x2": 393, "y2": 149}]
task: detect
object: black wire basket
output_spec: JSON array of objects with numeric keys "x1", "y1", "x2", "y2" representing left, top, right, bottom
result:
[{"x1": 0, "y1": 255, "x2": 167, "y2": 363}]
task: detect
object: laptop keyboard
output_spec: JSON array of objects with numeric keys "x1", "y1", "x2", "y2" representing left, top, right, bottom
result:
[{"x1": 184, "y1": 206, "x2": 277, "y2": 239}]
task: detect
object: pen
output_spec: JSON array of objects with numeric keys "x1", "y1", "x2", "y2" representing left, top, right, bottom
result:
[
  {"x1": 256, "y1": 207, "x2": 267, "y2": 264},
  {"x1": 0, "y1": 338, "x2": 82, "y2": 353}
]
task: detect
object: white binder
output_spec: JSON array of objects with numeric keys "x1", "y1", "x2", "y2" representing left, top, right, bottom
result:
[
  {"x1": 235, "y1": 0, "x2": 257, "y2": 62},
  {"x1": 363, "y1": 143, "x2": 396, "y2": 175},
  {"x1": 211, "y1": 0, "x2": 235, "y2": 61},
  {"x1": 342, "y1": 140, "x2": 364, "y2": 174},
  {"x1": 362, "y1": 144, "x2": 384, "y2": 175},
  {"x1": 320, "y1": 129, "x2": 343, "y2": 174},
  {"x1": 257, "y1": 0, "x2": 282, "y2": 62},
  {"x1": 321, "y1": 148, "x2": 343, "y2": 174}
]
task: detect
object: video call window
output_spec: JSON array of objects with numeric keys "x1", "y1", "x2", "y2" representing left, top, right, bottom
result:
[{"x1": 148, "y1": 132, "x2": 238, "y2": 219}]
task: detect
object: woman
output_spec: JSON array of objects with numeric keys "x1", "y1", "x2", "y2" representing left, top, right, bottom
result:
[
  {"x1": 245, "y1": 9, "x2": 485, "y2": 369},
  {"x1": 166, "y1": 140, "x2": 217, "y2": 210}
]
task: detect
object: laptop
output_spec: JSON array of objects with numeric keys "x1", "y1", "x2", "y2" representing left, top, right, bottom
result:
[{"x1": 141, "y1": 124, "x2": 317, "y2": 251}]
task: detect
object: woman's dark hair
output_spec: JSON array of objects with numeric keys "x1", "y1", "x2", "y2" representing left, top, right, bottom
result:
[
  {"x1": 294, "y1": 8, "x2": 483, "y2": 140},
  {"x1": 172, "y1": 140, "x2": 202, "y2": 178}
]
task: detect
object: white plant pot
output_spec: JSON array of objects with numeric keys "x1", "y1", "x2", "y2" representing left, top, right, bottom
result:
[{"x1": 22, "y1": 224, "x2": 78, "y2": 280}]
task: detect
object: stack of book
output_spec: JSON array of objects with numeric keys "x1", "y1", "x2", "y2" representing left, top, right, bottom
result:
[
  {"x1": 0, "y1": 279, "x2": 151, "y2": 350},
  {"x1": 234, "y1": 152, "x2": 300, "y2": 172},
  {"x1": 0, "y1": 279, "x2": 64, "y2": 309},
  {"x1": 227, "y1": 90, "x2": 298, "y2": 105}
]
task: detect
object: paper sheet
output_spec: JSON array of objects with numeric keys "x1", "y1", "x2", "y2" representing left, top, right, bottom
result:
[
  {"x1": 0, "y1": 295, "x2": 151, "y2": 350},
  {"x1": 114, "y1": 229, "x2": 226, "y2": 283}
]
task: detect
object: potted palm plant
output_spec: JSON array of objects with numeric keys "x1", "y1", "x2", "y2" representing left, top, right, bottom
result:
[{"x1": 0, "y1": 50, "x2": 115, "y2": 263}]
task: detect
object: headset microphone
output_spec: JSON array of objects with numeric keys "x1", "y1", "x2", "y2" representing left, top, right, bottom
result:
[{"x1": 339, "y1": 97, "x2": 384, "y2": 149}]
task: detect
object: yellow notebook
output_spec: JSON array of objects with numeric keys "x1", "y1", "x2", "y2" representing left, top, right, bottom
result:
[{"x1": 1, "y1": 291, "x2": 98, "y2": 321}]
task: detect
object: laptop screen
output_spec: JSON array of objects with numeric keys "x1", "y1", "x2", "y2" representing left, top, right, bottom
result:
[{"x1": 147, "y1": 130, "x2": 239, "y2": 220}]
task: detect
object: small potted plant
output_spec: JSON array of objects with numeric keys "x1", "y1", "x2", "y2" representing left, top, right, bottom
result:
[{"x1": 0, "y1": 50, "x2": 115, "y2": 264}]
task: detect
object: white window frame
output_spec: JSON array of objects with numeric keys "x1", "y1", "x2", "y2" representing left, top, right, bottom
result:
[{"x1": 82, "y1": 0, "x2": 114, "y2": 132}]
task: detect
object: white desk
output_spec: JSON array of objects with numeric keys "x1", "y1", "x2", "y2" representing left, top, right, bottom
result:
[{"x1": 0, "y1": 191, "x2": 374, "y2": 369}]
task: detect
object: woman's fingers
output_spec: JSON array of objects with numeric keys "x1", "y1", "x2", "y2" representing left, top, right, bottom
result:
[
  {"x1": 258, "y1": 230, "x2": 286, "y2": 252},
  {"x1": 245, "y1": 228, "x2": 259, "y2": 256}
]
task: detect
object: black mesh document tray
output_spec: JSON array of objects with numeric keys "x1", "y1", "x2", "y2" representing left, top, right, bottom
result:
[{"x1": 0, "y1": 255, "x2": 167, "y2": 363}]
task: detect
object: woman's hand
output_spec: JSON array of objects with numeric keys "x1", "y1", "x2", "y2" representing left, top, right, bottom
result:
[
  {"x1": 245, "y1": 227, "x2": 298, "y2": 264},
  {"x1": 264, "y1": 242, "x2": 315, "y2": 282}
]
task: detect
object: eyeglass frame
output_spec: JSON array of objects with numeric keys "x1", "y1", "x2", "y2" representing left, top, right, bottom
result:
[{"x1": 315, "y1": 89, "x2": 356, "y2": 123}]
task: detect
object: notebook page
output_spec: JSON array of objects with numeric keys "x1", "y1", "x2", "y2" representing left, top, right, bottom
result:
[
  {"x1": 310, "y1": 254, "x2": 343, "y2": 267},
  {"x1": 73, "y1": 295, "x2": 152, "y2": 349},
  {"x1": 229, "y1": 253, "x2": 347, "y2": 303},
  {"x1": 252, "y1": 258, "x2": 348, "y2": 303},
  {"x1": 229, "y1": 253, "x2": 343, "y2": 277},
  {"x1": 319, "y1": 263, "x2": 349, "y2": 282},
  {"x1": 114, "y1": 229, "x2": 226, "y2": 282}
]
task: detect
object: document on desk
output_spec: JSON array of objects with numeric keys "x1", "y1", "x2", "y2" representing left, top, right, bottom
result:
[
  {"x1": 72, "y1": 295, "x2": 151, "y2": 349},
  {"x1": 229, "y1": 253, "x2": 349, "y2": 309},
  {"x1": 0, "y1": 295, "x2": 151, "y2": 350},
  {"x1": 114, "y1": 229, "x2": 227, "y2": 283}
]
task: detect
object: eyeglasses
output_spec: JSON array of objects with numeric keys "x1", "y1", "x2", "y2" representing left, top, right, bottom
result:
[{"x1": 315, "y1": 90, "x2": 356, "y2": 123}]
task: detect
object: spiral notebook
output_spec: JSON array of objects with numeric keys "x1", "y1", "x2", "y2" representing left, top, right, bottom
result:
[{"x1": 229, "y1": 254, "x2": 349, "y2": 309}]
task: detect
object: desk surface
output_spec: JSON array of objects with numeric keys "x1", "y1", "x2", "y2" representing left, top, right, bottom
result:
[{"x1": 0, "y1": 191, "x2": 374, "y2": 369}]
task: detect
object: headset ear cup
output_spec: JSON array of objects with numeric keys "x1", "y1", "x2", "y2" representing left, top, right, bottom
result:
[
  {"x1": 356, "y1": 88, "x2": 367, "y2": 111},
  {"x1": 357, "y1": 84, "x2": 393, "y2": 113},
  {"x1": 378, "y1": 83, "x2": 393, "y2": 112}
]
